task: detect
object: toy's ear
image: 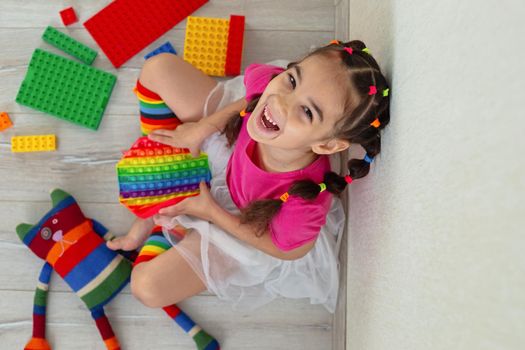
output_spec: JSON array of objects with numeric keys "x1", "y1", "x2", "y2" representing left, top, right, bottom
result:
[
  {"x1": 16, "y1": 223, "x2": 34, "y2": 243},
  {"x1": 50, "y1": 188, "x2": 71, "y2": 207}
]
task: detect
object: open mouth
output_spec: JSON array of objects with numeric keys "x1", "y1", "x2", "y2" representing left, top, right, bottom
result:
[{"x1": 260, "y1": 105, "x2": 280, "y2": 131}]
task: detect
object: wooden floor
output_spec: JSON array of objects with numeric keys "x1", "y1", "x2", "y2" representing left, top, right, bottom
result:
[{"x1": 0, "y1": 1, "x2": 339, "y2": 349}]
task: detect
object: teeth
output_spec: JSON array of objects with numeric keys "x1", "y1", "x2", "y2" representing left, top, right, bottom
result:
[{"x1": 263, "y1": 106, "x2": 277, "y2": 126}]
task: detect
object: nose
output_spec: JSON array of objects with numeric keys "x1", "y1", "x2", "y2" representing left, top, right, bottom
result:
[
  {"x1": 52, "y1": 230, "x2": 63, "y2": 242},
  {"x1": 268, "y1": 93, "x2": 290, "y2": 121}
]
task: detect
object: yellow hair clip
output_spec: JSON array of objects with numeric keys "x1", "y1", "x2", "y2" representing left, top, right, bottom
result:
[
  {"x1": 319, "y1": 183, "x2": 327, "y2": 192},
  {"x1": 280, "y1": 192, "x2": 290, "y2": 202}
]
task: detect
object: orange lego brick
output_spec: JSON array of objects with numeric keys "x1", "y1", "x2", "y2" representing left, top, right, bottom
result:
[
  {"x1": 11, "y1": 135, "x2": 56, "y2": 153},
  {"x1": 0, "y1": 112, "x2": 13, "y2": 131},
  {"x1": 183, "y1": 16, "x2": 230, "y2": 76}
]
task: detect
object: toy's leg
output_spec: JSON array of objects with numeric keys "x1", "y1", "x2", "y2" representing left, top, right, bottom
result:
[
  {"x1": 134, "y1": 79, "x2": 182, "y2": 136},
  {"x1": 90, "y1": 307, "x2": 121, "y2": 350},
  {"x1": 24, "y1": 262, "x2": 52, "y2": 350},
  {"x1": 133, "y1": 226, "x2": 220, "y2": 350}
]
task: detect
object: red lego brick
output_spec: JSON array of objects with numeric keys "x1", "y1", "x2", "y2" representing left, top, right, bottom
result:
[
  {"x1": 225, "y1": 15, "x2": 245, "y2": 76},
  {"x1": 60, "y1": 7, "x2": 78, "y2": 26},
  {"x1": 84, "y1": 0, "x2": 208, "y2": 68}
]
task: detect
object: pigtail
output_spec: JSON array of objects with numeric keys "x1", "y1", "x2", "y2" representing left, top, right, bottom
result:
[
  {"x1": 221, "y1": 95, "x2": 261, "y2": 148},
  {"x1": 240, "y1": 171, "x2": 346, "y2": 237}
]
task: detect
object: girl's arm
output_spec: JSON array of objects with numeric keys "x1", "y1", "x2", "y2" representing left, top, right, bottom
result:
[{"x1": 209, "y1": 203, "x2": 316, "y2": 261}]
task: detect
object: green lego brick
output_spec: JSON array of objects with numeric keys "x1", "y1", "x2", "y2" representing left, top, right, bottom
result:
[
  {"x1": 42, "y1": 26, "x2": 98, "y2": 65},
  {"x1": 16, "y1": 49, "x2": 116, "y2": 130}
]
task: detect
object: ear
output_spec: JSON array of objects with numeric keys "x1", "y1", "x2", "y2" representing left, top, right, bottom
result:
[
  {"x1": 50, "y1": 188, "x2": 71, "y2": 207},
  {"x1": 16, "y1": 223, "x2": 34, "y2": 243},
  {"x1": 311, "y1": 138, "x2": 350, "y2": 155}
]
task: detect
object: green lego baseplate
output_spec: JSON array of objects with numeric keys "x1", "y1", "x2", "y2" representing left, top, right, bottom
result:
[
  {"x1": 42, "y1": 26, "x2": 98, "y2": 65},
  {"x1": 16, "y1": 49, "x2": 116, "y2": 130}
]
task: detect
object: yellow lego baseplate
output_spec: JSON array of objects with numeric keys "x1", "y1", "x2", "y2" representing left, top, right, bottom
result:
[
  {"x1": 11, "y1": 134, "x2": 56, "y2": 153},
  {"x1": 183, "y1": 16, "x2": 230, "y2": 76}
]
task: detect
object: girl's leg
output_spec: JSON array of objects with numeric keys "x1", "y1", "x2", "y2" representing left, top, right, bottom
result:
[
  {"x1": 131, "y1": 234, "x2": 206, "y2": 307},
  {"x1": 131, "y1": 228, "x2": 219, "y2": 350},
  {"x1": 138, "y1": 53, "x2": 222, "y2": 123}
]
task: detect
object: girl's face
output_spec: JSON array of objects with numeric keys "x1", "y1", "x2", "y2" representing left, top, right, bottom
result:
[{"x1": 246, "y1": 54, "x2": 348, "y2": 153}]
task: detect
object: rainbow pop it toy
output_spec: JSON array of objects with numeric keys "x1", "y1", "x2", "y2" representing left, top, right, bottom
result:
[{"x1": 117, "y1": 136, "x2": 212, "y2": 218}]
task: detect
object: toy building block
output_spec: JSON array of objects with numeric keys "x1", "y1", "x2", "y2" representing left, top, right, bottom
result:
[
  {"x1": 225, "y1": 15, "x2": 245, "y2": 76},
  {"x1": 11, "y1": 135, "x2": 56, "y2": 153},
  {"x1": 183, "y1": 16, "x2": 230, "y2": 76},
  {"x1": 144, "y1": 41, "x2": 177, "y2": 60},
  {"x1": 60, "y1": 7, "x2": 78, "y2": 26},
  {"x1": 84, "y1": 0, "x2": 208, "y2": 68},
  {"x1": 0, "y1": 112, "x2": 13, "y2": 131},
  {"x1": 42, "y1": 26, "x2": 98, "y2": 65},
  {"x1": 16, "y1": 49, "x2": 116, "y2": 130},
  {"x1": 116, "y1": 136, "x2": 212, "y2": 218}
]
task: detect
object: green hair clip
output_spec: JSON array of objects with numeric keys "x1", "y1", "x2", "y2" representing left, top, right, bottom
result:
[
  {"x1": 362, "y1": 47, "x2": 371, "y2": 54},
  {"x1": 383, "y1": 88, "x2": 390, "y2": 97}
]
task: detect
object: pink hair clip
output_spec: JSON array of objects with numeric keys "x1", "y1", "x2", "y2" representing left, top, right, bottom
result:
[
  {"x1": 344, "y1": 47, "x2": 353, "y2": 55},
  {"x1": 344, "y1": 175, "x2": 353, "y2": 184},
  {"x1": 368, "y1": 85, "x2": 377, "y2": 95}
]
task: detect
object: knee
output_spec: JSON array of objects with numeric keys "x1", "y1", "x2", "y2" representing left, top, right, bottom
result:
[
  {"x1": 140, "y1": 53, "x2": 180, "y2": 83},
  {"x1": 130, "y1": 266, "x2": 164, "y2": 308}
]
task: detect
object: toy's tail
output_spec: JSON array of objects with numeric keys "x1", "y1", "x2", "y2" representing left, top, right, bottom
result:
[
  {"x1": 134, "y1": 226, "x2": 220, "y2": 350},
  {"x1": 24, "y1": 263, "x2": 53, "y2": 350}
]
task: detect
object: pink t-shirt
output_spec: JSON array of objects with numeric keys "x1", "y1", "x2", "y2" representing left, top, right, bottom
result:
[{"x1": 225, "y1": 63, "x2": 333, "y2": 252}]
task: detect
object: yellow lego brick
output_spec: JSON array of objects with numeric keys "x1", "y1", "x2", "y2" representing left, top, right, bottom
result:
[
  {"x1": 11, "y1": 134, "x2": 56, "y2": 153},
  {"x1": 0, "y1": 112, "x2": 13, "y2": 131},
  {"x1": 183, "y1": 16, "x2": 230, "y2": 76}
]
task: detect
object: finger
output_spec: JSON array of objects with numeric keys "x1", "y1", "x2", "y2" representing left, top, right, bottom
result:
[
  {"x1": 158, "y1": 202, "x2": 183, "y2": 216},
  {"x1": 149, "y1": 129, "x2": 175, "y2": 137},
  {"x1": 190, "y1": 147, "x2": 201, "y2": 158},
  {"x1": 148, "y1": 133, "x2": 175, "y2": 146},
  {"x1": 199, "y1": 180, "x2": 209, "y2": 193}
]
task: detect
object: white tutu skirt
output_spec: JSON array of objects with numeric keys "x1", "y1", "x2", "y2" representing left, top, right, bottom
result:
[{"x1": 155, "y1": 67, "x2": 346, "y2": 314}]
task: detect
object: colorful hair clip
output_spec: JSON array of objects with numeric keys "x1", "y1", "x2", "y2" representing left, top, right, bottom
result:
[
  {"x1": 383, "y1": 88, "x2": 390, "y2": 97},
  {"x1": 280, "y1": 192, "x2": 290, "y2": 202},
  {"x1": 370, "y1": 118, "x2": 381, "y2": 128},
  {"x1": 344, "y1": 175, "x2": 353, "y2": 184},
  {"x1": 368, "y1": 85, "x2": 377, "y2": 95},
  {"x1": 344, "y1": 47, "x2": 353, "y2": 55},
  {"x1": 362, "y1": 47, "x2": 371, "y2": 54},
  {"x1": 363, "y1": 154, "x2": 374, "y2": 164},
  {"x1": 319, "y1": 183, "x2": 327, "y2": 192},
  {"x1": 329, "y1": 40, "x2": 340, "y2": 45},
  {"x1": 240, "y1": 109, "x2": 247, "y2": 117}
]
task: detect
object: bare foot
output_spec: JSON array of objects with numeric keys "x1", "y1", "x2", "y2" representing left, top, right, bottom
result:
[{"x1": 106, "y1": 217, "x2": 154, "y2": 251}]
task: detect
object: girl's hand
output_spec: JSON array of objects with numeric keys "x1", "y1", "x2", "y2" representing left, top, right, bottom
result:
[
  {"x1": 147, "y1": 121, "x2": 219, "y2": 158},
  {"x1": 154, "y1": 181, "x2": 219, "y2": 222}
]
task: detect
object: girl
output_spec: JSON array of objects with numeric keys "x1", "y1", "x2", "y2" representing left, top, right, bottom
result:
[{"x1": 107, "y1": 40, "x2": 390, "y2": 314}]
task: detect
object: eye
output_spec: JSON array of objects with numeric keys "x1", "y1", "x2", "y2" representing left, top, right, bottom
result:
[
  {"x1": 287, "y1": 73, "x2": 296, "y2": 89},
  {"x1": 41, "y1": 227, "x2": 52, "y2": 240},
  {"x1": 52, "y1": 218, "x2": 58, "y2": 224},
  {"x1": 303, "y1": 106, "x2": 313, "y2": 121}
]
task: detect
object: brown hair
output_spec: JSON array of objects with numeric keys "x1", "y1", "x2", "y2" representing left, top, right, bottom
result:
[{"x1": 220, "y1": 40, "x2": 391, "y2": 237}]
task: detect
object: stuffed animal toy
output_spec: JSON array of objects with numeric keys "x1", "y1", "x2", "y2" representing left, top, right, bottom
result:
[
  {"x1": 16, "y1": 189, "x2": 219, "y2": 350},
  {"x1": 16, "y1": 189, "x2": 132, "y2": 350}
]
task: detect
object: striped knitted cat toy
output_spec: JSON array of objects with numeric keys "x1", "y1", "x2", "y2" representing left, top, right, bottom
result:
[{"x1": 16, "y1": 189, "x2": 132, "y2": 350}]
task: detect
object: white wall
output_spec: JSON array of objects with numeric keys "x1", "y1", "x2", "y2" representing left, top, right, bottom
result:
[{"x1": 345, "y1": 1, "x2": 525, "y2": 349}]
